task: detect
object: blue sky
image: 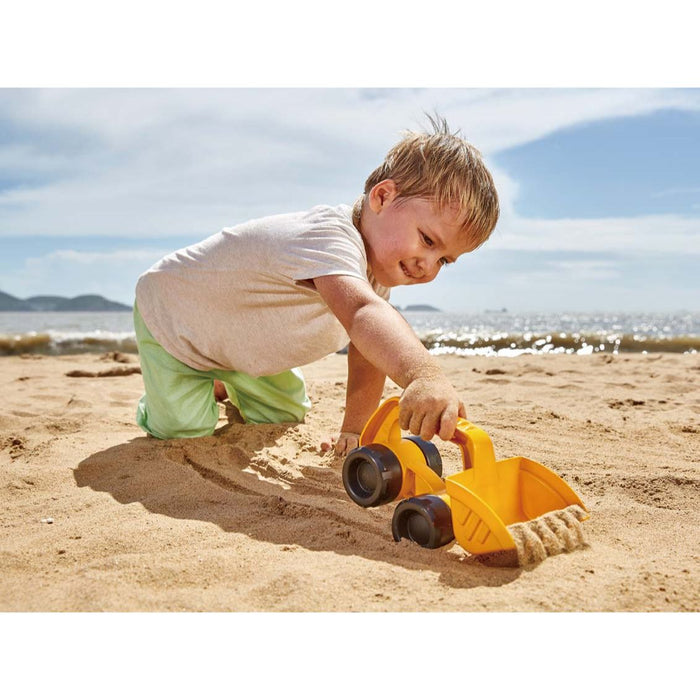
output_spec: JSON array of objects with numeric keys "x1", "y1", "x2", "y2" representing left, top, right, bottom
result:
[{"x1": 1, "y1": 88, "x2": 698, "y2": 312}]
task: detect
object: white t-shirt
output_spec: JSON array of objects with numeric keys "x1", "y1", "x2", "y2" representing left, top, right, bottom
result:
[{"x1": 135, "y1": 204, "x2": 390, "y2": 376}]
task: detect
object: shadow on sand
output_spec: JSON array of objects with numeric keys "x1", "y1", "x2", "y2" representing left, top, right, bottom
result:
[{"x1": 74, "y1": 420, "x2": 522, "y2": 590}]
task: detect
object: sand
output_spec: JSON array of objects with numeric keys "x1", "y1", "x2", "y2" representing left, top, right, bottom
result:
[{"x1": 1, "y1": 350, "x2": 698, "y2": 612}]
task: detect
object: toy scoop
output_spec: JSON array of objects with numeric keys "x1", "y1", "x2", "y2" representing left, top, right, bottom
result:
[{"x1": 342, "y1": 397, "x2": 589, "y2": 566}]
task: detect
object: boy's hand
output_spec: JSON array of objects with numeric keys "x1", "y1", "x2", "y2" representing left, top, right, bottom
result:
[
  {"x1": 320, "y1": 432, "x2": 361, "y2": 458},
  {"x1": 313, "y1": 275, "x2": 467, "y2": 443},
  {"x1": 399, "y1": 375, "x2": 466, "y2": 441}
]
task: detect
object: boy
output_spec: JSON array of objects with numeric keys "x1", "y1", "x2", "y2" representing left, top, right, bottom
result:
[{"x1": 134, "y1": 116, "x2": 499, "y2": 457}]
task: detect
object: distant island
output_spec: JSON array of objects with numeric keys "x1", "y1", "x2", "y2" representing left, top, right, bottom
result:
[
  {"x1": 396, "y1": 304, "x2": 442, "y2": 312},
  {"x1": 0, "y1": 291, "x2": 132, "y2": 312},
  {"x1": 0, "y1": 290, "x2": 438, "y2": 314}
]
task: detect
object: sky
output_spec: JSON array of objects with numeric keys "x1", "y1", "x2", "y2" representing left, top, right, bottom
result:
[{"x1": 0, "y1": 87, "x2": 698, "y2": 313}]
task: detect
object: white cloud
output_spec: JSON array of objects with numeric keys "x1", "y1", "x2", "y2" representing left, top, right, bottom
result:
[
  {"x1": 0, "y1": 248, "x2": 169, "y2": 303},
  {"x1": 1, "y1": 88, "x2": 700, "y2": 241},
  {"x1": 27, "y1": 249, "x2": 166, "y2": 265},
  {"x1": 491, "y1": 211, "x2": 700, "y2": 254},
  {"x1": 545, "y1": 260, "x2": 621, "y2": 280}
]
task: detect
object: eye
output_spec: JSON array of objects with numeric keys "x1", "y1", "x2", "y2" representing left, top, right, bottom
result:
[
  {"x1": 439, "y1": 257, "x2": 452, "y2": 267},
  {"x1": 420, "y1": 231, "x2": 434, "y2": 247}
]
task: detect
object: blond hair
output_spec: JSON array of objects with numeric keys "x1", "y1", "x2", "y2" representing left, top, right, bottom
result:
[{"x1": 363, "y1": 115, "x2": 499, "y2": 250}]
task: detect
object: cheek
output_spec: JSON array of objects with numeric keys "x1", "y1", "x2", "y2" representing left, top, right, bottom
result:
[{"x1": 375, "y1": 237, "x2": 400, "y2": 263}]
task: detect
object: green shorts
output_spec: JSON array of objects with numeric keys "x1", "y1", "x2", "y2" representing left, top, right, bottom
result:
[{"x1": 133, "y1": 304, "x2": 311, "y2": 439}]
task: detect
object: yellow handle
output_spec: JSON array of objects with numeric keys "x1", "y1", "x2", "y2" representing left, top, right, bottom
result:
[
  {"x1": 451, "y1": 418, "x2": 497, "y2": 474},
  {"x1": 361, "y1": 398, "x2": 498, "y2": 477}
]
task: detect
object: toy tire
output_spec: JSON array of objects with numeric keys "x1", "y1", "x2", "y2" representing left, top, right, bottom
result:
[
  {"x1": 342, "y1": 444, "x2": 403, "y2": 508},
  {"x1": 392, "y1": 495, "x2": 455, "y2": 549},
  {"x1": 404, "y1": 436, "x2": 443, "y2": 477}
]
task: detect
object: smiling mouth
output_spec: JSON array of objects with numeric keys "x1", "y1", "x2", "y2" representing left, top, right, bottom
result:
[{"x1": 400, "y1": 262, "x2": 415, "y2": 279}]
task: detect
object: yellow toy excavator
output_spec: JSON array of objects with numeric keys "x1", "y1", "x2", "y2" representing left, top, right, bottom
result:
[{"x1": 342, "y1": 397, "x2": 589, "y2": 565}]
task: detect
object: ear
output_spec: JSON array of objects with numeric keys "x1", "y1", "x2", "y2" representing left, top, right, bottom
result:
[{"x1": 368, "y1": 179, "x2": 398, "y2": 213}]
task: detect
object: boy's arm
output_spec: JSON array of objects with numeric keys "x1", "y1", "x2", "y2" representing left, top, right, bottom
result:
[
  {"x1": 343, "y1": 342, "x2": 386, "y2": 433},
  {"x1": 332, "y1": 342, "x2": 386, "y2": 456},
  {"x1": 313, "y1": 274, "x2": 465, "y2": 441}
]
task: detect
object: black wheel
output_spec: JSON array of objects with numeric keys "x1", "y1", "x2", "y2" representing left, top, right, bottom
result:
[
  {"x1": 342, "y1": 444, "x2": 403, "y2": 508},
  {"x1": 404, "y1": 436, "x2": 443, "y2": 477},
  {"x1": 392, "y1": 495, "x2": 454, "y2": 549}
]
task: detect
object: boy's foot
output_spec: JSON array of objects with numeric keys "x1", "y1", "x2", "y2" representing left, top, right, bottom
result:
[{"x1": 213, "y1": 380, "x2": 228, "y2": 402}]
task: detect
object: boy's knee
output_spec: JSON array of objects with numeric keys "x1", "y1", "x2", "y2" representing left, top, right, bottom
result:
[
  {"x1": 229, "y1": 393, "x2": 310, "y2": 425},
  {"x1": 220, "y1": 368, "x2": 311, "y2": 425},
  {"x1": 266, "y1": 400, "x2": 310, "y2": 424},
  {"x1": 136, "y1": 394, "x2": 219, "y2": 439}
]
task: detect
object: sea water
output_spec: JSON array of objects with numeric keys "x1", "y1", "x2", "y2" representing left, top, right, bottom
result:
[
  {"x1": 0, "y1": 311, "x2": 138, "y2": 355},
  {"x1": 0, "y1": 309, "x2": 698, "y2": 356},
  {"x1": 401, "y1": 310, "x2": 700, "y2": 356}
]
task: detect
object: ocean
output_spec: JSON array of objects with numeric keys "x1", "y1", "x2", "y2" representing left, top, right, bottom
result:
[{"x1": 1, "y1": 309, "x2": 698, "y2": 357}]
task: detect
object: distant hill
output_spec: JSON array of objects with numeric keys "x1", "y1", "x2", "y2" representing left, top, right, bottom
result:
[
  {"x1": 0, "y1": 291, "x2": 32, "y2": 311},
  {"x1": 400, "y1": 304, "x2": 442, "y2": 312},
  {"x1": 0, "y1": 291, "x2": 132, "y2": 312}
]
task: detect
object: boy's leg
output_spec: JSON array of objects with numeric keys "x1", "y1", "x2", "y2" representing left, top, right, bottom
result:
[
  {"x1": 134, "y1": 305, "x2": 220, "y2": 439},
  {"x1": 215, "y1": 368, "x2": 311, "y2": 424}
]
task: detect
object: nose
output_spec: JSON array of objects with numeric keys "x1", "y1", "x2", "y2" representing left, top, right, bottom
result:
[{"x1": 416, "y1": 255, "x2": 442, "y2": 281}]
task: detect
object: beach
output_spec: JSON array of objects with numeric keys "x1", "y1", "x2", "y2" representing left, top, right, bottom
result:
[{"x1": 1, "y1": 349, "x2": 698, "y2": 612}]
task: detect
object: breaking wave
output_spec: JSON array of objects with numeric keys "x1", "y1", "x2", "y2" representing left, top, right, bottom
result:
[
  {"x1": 1, "y1": 309, "x2": 698, "y2": 356},
  {"x1": 0, "y1": 331, "x2": 138, "y2": 356}
]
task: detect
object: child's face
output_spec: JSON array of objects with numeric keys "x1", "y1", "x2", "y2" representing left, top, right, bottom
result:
[{"x1": 360, "y1": 180, "x2": 472, "y2": 288}]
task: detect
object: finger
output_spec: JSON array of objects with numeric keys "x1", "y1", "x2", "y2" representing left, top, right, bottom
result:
[
  {"x1": 345, "y1": 434, "x2": 360, "y2": 451},
  {"x1": 398, "y1": 402, "x2": 412, "y2": 431},
  {"x1": 333, "y1": 441, "x2": 346, "y2": 457},
  {"x1": 419, "y1": 412, "x2": 440, "y2": 441},
  {"x1": 458, "y1": 401, "x2": 467, "y2": 419},
  {"x1": 320, "y1": 436, "x2": 336, "y2": 452},
  {"x1": 334, "y1": 436, "x2": 359, "y2": 458},
  {"x1": 408, "y1": 410, "x2": 425, "y2": 437},
  {"x1": 438, "y1": 404, "x2": 459, "y2": 441}
]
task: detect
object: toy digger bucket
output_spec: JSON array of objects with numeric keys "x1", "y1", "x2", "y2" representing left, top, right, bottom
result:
[
  {"x1": 444, "y1": 417, "x2": 588, "y2": 555},
  {"x1": 343, "y1": 397, "x2": 588, "y2": 557}
]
